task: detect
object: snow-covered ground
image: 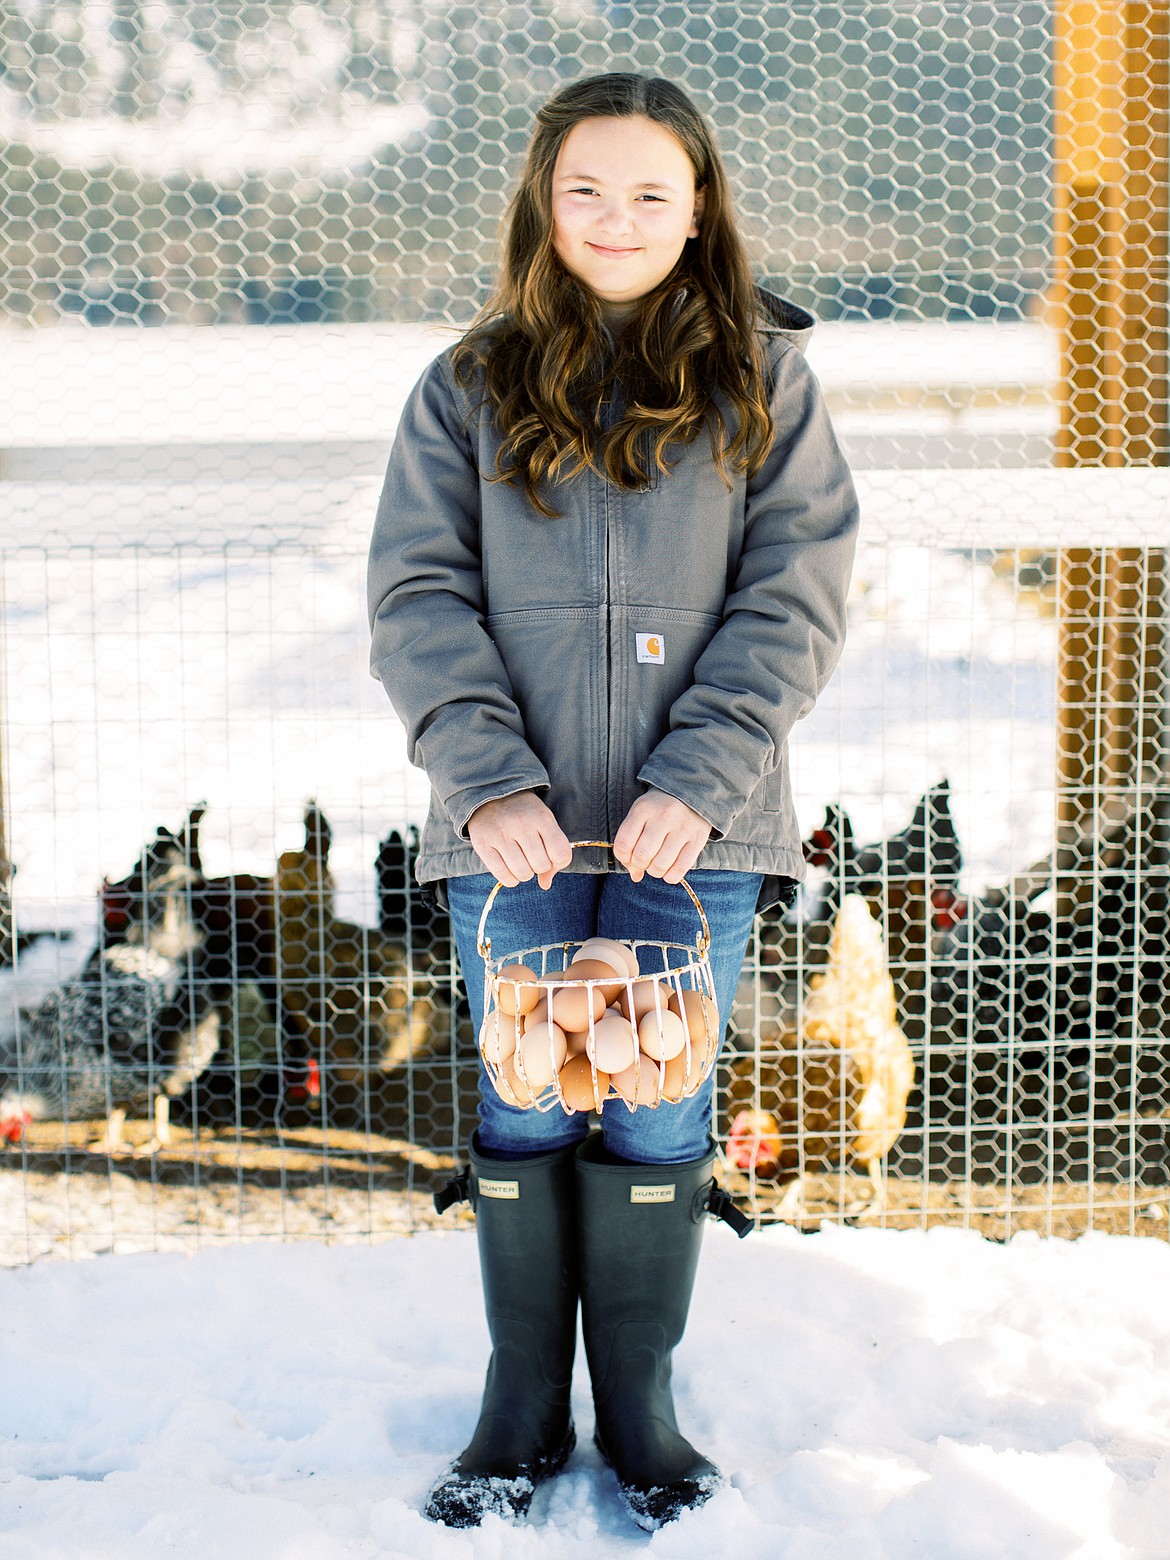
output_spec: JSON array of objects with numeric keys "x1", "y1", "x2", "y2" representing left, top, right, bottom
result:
[{"x1": 2, "y1": 1221, "x2": 1170, "y2": 1558}]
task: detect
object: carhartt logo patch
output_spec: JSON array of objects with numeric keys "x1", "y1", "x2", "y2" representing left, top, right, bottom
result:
[
  {"x1": 631, "y1": 1184, "x2": 676, "y2": 1204},
  {"x1": 479, "y1": 1179, "x2": 520, "y2": 1200},
  {"x1": 635, "y1": 633, "x2": 664, "y2": 664}
]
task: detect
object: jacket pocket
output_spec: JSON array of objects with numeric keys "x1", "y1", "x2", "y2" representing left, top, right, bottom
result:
[
  {"x1": 484, "y1": 606, "x2": 604, "y2": 834},
  {"x1": 617, "y1": 605, "x2": 723, "y2": 761}
]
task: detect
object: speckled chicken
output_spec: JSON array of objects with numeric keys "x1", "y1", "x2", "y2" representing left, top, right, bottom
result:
[{"x1": 0, "y1": 836, "x2": 221, "y2": 1150}]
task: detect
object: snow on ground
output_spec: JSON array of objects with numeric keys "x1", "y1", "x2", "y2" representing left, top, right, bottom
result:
[{"x1": 2, "y1": 1222, "x2": 1170, "y2": 1558}]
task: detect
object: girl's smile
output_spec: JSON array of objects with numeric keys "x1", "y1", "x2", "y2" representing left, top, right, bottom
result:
[{"x1": 551, "y1": 115, "x2": 704, "y2": 326}]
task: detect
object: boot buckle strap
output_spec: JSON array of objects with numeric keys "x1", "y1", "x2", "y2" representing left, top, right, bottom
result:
[
  {"x1": 704, "y1": 1182, "x2": 753, "y2": 1238},
  {"x1": 434, "y1": 1166, "x2": 472, "y2": 1215}
]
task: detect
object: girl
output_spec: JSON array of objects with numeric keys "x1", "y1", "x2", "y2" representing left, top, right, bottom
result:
[{"x1": 368, "y1": 72, "x2": 858, "y2": 1530}]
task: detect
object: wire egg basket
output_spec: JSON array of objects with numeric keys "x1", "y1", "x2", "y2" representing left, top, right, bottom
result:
[{"x1": 476, "y1": 841, "x2": 720, "y2": 1114}]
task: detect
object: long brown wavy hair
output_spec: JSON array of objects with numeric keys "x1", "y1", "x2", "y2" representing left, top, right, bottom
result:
[{"x1": 451, "y1": 73, "x2": 774, "y2": 519}]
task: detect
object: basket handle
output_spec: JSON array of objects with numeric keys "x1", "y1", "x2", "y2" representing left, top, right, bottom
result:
[{"x1": 476, "y1": 839, "x2": 711, "y2": 961}]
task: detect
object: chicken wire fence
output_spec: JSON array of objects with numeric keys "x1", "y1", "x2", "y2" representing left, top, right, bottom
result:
[{"x1": 0, "y1": 1, "x2": 1167, "y2": 1262}]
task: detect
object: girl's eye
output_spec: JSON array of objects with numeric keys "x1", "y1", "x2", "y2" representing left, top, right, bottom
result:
[{"x1": 566, "y1": 188, "x2": 665, "y2": 201}]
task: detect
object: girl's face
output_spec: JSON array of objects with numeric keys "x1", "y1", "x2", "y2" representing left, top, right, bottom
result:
[{"x1": 550, "y1": 115, "x2": 705, "y2": 326}]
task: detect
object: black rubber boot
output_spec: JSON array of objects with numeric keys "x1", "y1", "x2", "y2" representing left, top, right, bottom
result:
[
  {"x1": 424, "y1": 1134, "x2": 579, "y2": 1527},
  {"x1": 576, "y1": 1133, "x2": 750, "y2": 1530}
]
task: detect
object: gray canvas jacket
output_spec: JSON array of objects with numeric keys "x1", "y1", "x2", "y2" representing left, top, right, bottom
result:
[{"x1": 367, "y1": 289, "x2": 859, "y2": 909}]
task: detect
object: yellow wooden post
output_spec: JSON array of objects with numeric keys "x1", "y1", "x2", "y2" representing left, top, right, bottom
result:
[
  {"x1": 1053, "y1": 2, "x2": 1169, "y2": 902},
  {"x1": 0, "y1": 776, "x2": 10, "y2": 966},
  {"x1": 0, "y1": 580, "x2": 9, "y2": 965}
]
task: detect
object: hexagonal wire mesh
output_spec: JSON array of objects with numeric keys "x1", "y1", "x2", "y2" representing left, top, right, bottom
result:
[{"x1": 0, "y1": 2, "x2": 1166, "y2": 1260}]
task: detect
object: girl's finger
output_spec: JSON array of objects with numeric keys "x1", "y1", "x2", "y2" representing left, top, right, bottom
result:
[
  {"x1": 613, "y1": 820, "x2": 648, "y2": 881},
  {"x1": 642, "y1": 833, "x2": 690, "y2": 881},
  {"x1": 493, "y1": 837, "x2": 539, "y2": 885},
  {"x1": 477, "y1": 845, "x2": 520, "y2": 888},
  {"x1": 626, "y1": 826, "x2": 669, "y2": 884},
  {"x1": 474, "y1": 813, "x2": 554, "y2": 883},
  {"x1": 661, "y1": 838, "x2": 704, "y2": 883},
  {"x1": 611, "y1": 819, "x2": 640, "y2": 866},
  {"x1": 520, "y1": 845, "x2": 557, "y2": 886},
  {"x1": 533, "y1": 827, "x2": 572, "y2": 890},
  {"x1": 516, "y1": 829, "x2": 555, "y2": 871},
  {"x1": 536, "y1": 822, "x2": 574, "y2": 872},
  {"x1": 511, "y1": 825, "x2": 568, "y2": 888}
]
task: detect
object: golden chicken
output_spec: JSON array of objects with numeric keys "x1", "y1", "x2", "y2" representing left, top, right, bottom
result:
[
  {"x1": 275, "y1": 804, "x2": 447, "y2": 1104},
  {"x1": 725, "y1": 893, "x2": 915, "y2": 1210}
]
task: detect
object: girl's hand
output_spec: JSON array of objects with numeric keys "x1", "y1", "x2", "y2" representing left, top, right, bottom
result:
[
  {"x1": 467, "y1": 792, "x2": 574, "y2": 890},
  {"x1": 613, "y1": 792, "x2": 712, "y2": 884}
]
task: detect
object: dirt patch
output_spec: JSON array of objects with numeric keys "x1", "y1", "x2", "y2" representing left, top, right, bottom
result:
[
  {"x1": 723, "y1": 1165, "x2": 1170, "y2": 1242},
  {"x1": 4, "y1": 1117, "x2": 1168, "y2": 1263},
  {"x1": 0, "y1": 1119, "x2": 472, "y2": 1264}
]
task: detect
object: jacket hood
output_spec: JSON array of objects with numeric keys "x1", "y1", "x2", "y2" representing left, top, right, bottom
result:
[{"x1": 755, "y1": 287, "x2": 816, "y2": 350}]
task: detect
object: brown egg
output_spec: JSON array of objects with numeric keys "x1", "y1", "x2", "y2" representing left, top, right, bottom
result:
[
  {"x1": 479, "y1": 1008, "x2": 522, "y2": 1068},
  {"x1": 517, "y1": 1021, "x2": 568, "y2": 1090},
  {"x1": 611, "y1": 1054, "x2": 663, "y2": 1107},
  {"x1": 637, "y1": 1007, "x2": 687, "y2": 1062},
  {"x1": 496, "y1": 964, "x2": 541, "y2": 1016},
  {"x1": 566, "y1": 1028, "x2": 589, "y2": 1056},
  {"x1": 576, "y1": 937, "x2": 639, "y2": 979},
  {"x1": 563, "y1": 958, "x2": 626, "y2": 1005},
  {"x1": 497, "y1": 1056, "x2": 536, "y2": 1106},
  {"x1": 547, "y1": 978, "x2": 607, "y2": 1034},
  {"x1": 522, "y1": 998, "x2": 550, "y2": 1033},
  {"x1": 668, "y1": 989, "x2": 720, "y2": 1058},
  {"x1": 558, "y1": 1053, "x2": 610, "y2": 1113},
  {"x1": 586, "y1": 1011, "x2": 638, "y2": 1074},
  {"x1": 618, "y1": 978, "x2": 672, "y2": 1025},
  {"x1": 660, "y1": 1047, "x2": 702, "y2": 1101}
]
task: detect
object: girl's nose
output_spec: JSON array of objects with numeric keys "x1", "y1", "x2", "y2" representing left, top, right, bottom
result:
[{"x1": 596, "y1": 201, "x2": 635, "y2": 238}]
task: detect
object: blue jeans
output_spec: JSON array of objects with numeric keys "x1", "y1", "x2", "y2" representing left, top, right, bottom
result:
[{"x1": 447, "y1": 869, "x2": 763, "y2": 1164}]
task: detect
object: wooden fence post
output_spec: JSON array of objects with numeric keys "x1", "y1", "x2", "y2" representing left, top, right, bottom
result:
[{"x1": 1053, "y1": 1, "x2": 1169, "y2": 913}]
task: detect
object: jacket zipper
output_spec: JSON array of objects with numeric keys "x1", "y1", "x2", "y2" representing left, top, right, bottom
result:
[
  {"x1": 601, "y1": 425, "x2": 612, "y2": 850},
  {"x1": 599, "y1": 390, "x2": 617, "y2": 854}
]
